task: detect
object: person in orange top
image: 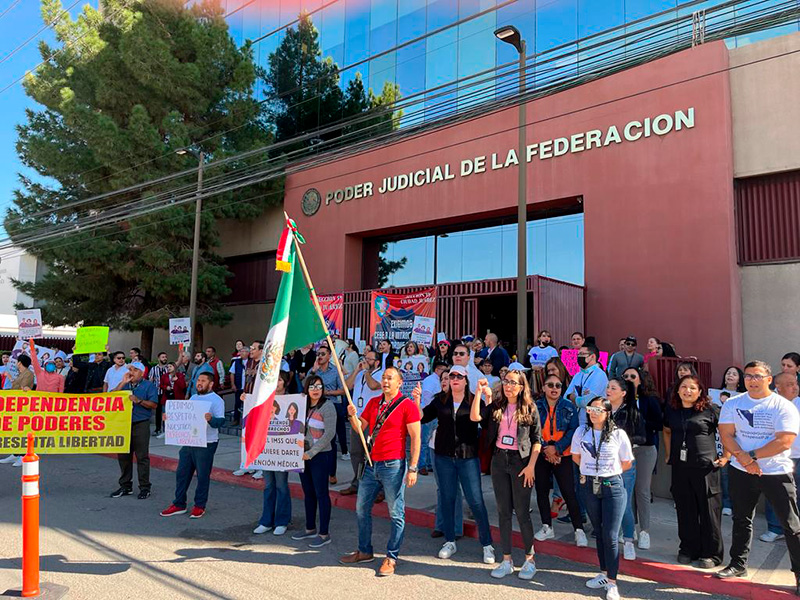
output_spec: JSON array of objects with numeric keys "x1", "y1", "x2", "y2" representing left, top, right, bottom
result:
[
  {"x1": 533, "y1": 373, "x2": 586, "y2": 547},
  {"x1": 30, "y1": 340, "x2": 65, "y2": 393}
]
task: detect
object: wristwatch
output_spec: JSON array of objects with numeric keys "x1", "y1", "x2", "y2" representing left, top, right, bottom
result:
[
  {"x1": 748, "y1": 450, "x2": 758, "y2": 461},
  {"x1": 407, "y1": 466, "x2": 418, "y2": 473}
]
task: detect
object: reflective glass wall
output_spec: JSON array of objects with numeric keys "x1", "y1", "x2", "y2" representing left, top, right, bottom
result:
[
  {"x1": 378, "y1": 213, "x2": 584, "y2": 288},
  {"x1": 219, "y1": 0, "x2": 800, "y2": 114}
]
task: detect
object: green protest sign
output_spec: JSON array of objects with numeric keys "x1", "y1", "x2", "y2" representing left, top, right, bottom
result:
[{"x1": 74, "y1": 326, "x2": 110, "y2": 354}]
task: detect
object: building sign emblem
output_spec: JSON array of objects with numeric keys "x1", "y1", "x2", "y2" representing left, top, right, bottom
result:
[{"x1": 301, "y1": 188, "x2": 322, "y2": 216}]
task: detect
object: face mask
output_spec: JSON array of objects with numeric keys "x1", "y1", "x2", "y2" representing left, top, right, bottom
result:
[
  {"x1": 45, "y1": 363, "x2": 56, "y2": 373},
  {"x1": 577, "y1": 356, "x2": 589, "y2": 369}
]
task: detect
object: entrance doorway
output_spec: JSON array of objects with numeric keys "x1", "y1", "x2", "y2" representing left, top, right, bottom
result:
[{"x1": 477, "y1": 293, "x2": 533, "y2": 356}]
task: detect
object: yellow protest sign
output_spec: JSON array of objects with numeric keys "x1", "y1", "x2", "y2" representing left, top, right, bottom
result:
[
  {"x1": 74, "y1": 326, "x2": 110, "y2": 354},
  {"x1": 0, "y1": 391, "x2": 131, "y2": 454}
]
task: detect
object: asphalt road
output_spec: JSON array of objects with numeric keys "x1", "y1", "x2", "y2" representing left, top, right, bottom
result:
[{"x1": 0, "y1": 455, "x2": 727, "y2": 600}]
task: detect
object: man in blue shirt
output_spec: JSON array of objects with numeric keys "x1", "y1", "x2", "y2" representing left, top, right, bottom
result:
[
  {"x1": 111, "y1": 361, "x2": 158, "y2": 500},
  {"x1": 565, "y1": 343, "x2": 609, "y2": 426}
]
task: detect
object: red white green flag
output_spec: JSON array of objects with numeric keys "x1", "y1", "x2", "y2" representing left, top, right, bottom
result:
[{"x1": 243, "y1": 220, "x2": 325, "y2": 467}]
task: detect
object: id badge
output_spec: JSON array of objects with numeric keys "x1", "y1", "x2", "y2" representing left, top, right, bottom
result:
[
  {"x1": 357, "y1": 397, "x2": 363, "y2": 408},
  {"x1": 679, "y1": 444, "x2": 688, "y2": 463},
  {"x1": 501, "y1": 435, "x2": 515, "y2": 446},
  {"x1": 592, "y1": 477, "x2": 602, "y2": 496}
]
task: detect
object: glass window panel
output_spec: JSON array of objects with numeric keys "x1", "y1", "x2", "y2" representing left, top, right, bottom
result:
[
  {"x1": 460, "y1": 0, "x2": 497, "y2": 19},
  {"x1": 436, "y1": 233, "x2": 464, "y2": 283},
  {"x1": 578, "y1": 0, "x2": 623, "y2": 38},
  {"x1": 624, "y1": 0, "x2": 676, "y2": 22},
  {"x1": 458, "y1": 11, "x2": 496, "y2": 111},
  {"x1": 226, "y1": 0, "x2": 245, "y2": 46},
  {"x1": 340, "y1": 64, "x2": 369, "y2": 91},
  {"x1": 369, "y1": 51, "x2": 396, "y2": 96},
  {"x1": 396, "y1": 39, "x2": 427, "y2": 98},
  {"x1": 280, "y1": 0, "x2": 302, "y2": 23},
  {"x1": 345, "y1": 0, "x2": 372, "y2": 64},
  {"x1": 428, "y1": 0, "x2": 460, "y2": 31},
  {"x1": 494, "y1": 2, "x2": 535, "y2": 98},
  {"x1": 319, "y1": 1, "x2": 346, "y2": 61},
  {"x1": 242, "y1": 2, "x2": 261, "y2": 44},
  {"x1": 371, "y1": 20, "x2": 398, "y2": 55},
  {"x1": 536, "y1": 0, "x2": 578, "y2": 54},
  {"x1": 425, "y1": 28, "x2": 458, "y2": 119},
  {"x1": 459, "y1": 226, "x2": 504, "y2": 281},
  {"x1": 380, "y1": 237, "x2": 434, "y2": 288},
  {"x1": 398, "y1": 0, "x2": 427, "y2": 44},
  {"x1": 259, "y1": 2, "x2": 281, "y2": 32},
  {"x1": 734, "y1": 22, "x2": 799, "y2": 47}
]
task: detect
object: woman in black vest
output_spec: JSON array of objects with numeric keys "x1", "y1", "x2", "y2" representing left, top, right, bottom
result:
[
  {"x1": 471, "y1": 369, "x2": 542, "y2": 580},
  {"x1": 412, "y1": 365, "x2": 493, "y2": 564}
]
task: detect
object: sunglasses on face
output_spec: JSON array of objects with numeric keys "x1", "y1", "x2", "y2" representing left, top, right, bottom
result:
[
  {"x1": 625, "y1": 342, "x2": 635, "y2": 347},
  {"x1": 308, "y1": 384, "x2": 324, "y2": 391},
  {"x1": 449, "y1": 373, "x2": 465, "y2": 381},
  {"x1": 453, "y1": 351, "x2": 467, "y2": 356},
  {"x1": 623, "y1": 374, "x2": 638, "y2": 380},
  {"x1": 586, "y1": 406, "x2": 607, "y2": 415},
  {"x1": 544, "y1": 382, "x2": 563, "y2": 389},
  {"x1": 501, "y1": 379, "x2": 521, "y2": 387}
]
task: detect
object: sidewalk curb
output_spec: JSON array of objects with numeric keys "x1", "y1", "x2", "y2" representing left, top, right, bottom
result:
[{"x1": 136, "y1": 454, "x2": 791, "y2": 599}]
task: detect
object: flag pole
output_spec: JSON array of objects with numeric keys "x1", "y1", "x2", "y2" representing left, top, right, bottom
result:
[{"x1": 287, "y1": 215, "x2": 373, "y2": 467}]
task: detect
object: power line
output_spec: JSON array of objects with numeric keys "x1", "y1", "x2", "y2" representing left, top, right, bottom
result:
[
  {"x1": 0, "y1": 0, "x2": 83, "y2": 66},
  {"x1": 0, "y1": 0, "x2": 22, "y2": 22}
]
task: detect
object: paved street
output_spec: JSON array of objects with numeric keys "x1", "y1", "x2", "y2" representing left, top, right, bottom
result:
[{"x1": 0, "y1": 455, "x2": 727, "y2": 600}]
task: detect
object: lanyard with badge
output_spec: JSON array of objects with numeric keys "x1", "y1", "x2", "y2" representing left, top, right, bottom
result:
[
  {"x1": 590, "y1": 429, "x2": 606, "y2": 496},
  {"x1": 679, "y1": 408, "x2": 690, "y2": 462},
  {"x1": 501, "y1": 406, "x2": 516, "y2": 446}
]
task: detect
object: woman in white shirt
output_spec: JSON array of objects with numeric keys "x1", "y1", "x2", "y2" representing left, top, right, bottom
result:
[{"x1": 571, "y1": 396, "x2": 634, "y2": 600}]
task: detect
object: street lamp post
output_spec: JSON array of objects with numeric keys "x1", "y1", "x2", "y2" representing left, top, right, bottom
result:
[
  {"x1": 495, "y1": 26, "x2": 528, "y2": 360},
  {"x1": 177, "y1": 149, "x2": 204, "y2": 351}
]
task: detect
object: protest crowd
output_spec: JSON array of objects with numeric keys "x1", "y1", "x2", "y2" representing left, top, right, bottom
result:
[{"x1": 3, "y1": 331, "x2": 800, "y2": 600}]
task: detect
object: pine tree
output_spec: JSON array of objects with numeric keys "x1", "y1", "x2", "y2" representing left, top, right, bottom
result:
[{"x1": 5, "y1": 0, "x2": 282, "y2": 350}]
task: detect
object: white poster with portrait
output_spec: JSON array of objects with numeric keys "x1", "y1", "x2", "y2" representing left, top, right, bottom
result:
[
  {"x1": 169, "y1": 317, "x2": 191, "y2": 346},
  {"x1": 410, "y1": 315, "x2": 435, "y2": 348},
  {"x1": 17, "y1": 309, "x2": 42, "y2": 340},
  {"x1": 397, "y1": 355, "x2": 429, "y2": 397},
  {"x1": 239, "y1": 393, "x2": 306, "y2": 472}
]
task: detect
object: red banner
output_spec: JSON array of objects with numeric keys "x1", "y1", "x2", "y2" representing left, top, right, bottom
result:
[
  {"x1": 318, "y1": 294, "x2": 343, "y2": 338},
  {"x1": 369, "y1": 288, "x2": 437, "y2": 351}
]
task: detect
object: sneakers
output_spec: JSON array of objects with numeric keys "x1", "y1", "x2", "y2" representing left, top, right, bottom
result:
[
  {"x1": 253, "y1": 524, "x2": 273, "y2": 534},
  {"x1": 137, "y1": 489, "x2": 151, "y2": 500},
  {"x1": 438, "y1": 541, "x2": 457, "y2": 559},
  {"x1": 308, "y1": 535, "x2": 331, "y2": 548},
  {"x1": 605, "y1": 582, "x2": 620, "y2": 600},
  {"x1": 490, "y1": 560, "x2": 514, "y2": 579},
  {"x1": 0, "y1": 455, "x2": 17, "y2": 464},
  {"x1": 759, "y1": 531, "x2": 785, "y2": 542},
  {"x1": 534, "y1": 524, "x2": 555, "y2": 541},
  {"x1": 339, "y1": 453, "x2": 351, "y2": 461},
  {"x1": 273, "y1": 525, "x2": 287, "y2": 536},
  {"x1": 623, "y1": 541, "x2": 636, "y2": 561},
  {"x1": 190, "y1": 506, "x2": 205, "y2": 519},
  {"x1": 232, "y1": 469, "x2": 254, "y2": 476},
  {"x1": 291, "y1": 529, "x2": 317, "y2": 541},
  {"x1": 575, "y1": 529, "x2": 588, "y2": 547},
  {"x1": 110, "y1": 488, "x2": 132, "y2": 498},
  {"x1": 638, "y1": 531, "x2": 651, "y2": 550},
  {"x1": 518, "y1": 559, "x2": 537, "y2": 580},
  {"x1": 482, "y1": 545, "x2": 495, "y2": 564},
  {"x1": 160, "y1": 504, "x2": 187, "y2": 517},
  {"x1": 722, "y1": 507, "x2": 732, "y2": 516},
  {"x1": 156, "y1": 432, "x2": 165, "y2": 439},
  {"x1": 586, "y1": 573, "x2": 610, "y2": 589},
  {"x1": 252, "y1": 471, "x2": 263, "y2": 480},
  {"x1": 550, "y1": 496, "x2": 566, "y2": 518},
  {"x1": 12, "y1": 456, "x2": 23, "y2": 467}
]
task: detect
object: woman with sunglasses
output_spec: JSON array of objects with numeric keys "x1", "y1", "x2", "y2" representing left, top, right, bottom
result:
[
  {"x1": 471, "y1": 370, "x2": 542, "y2": 580},
  {"x1": 533, "y1": 373, "x2": 586, "y2": 546},
  {"x1": 621, "y1": 368, "x2": 662, "y2": 551},
  {"x1": 291, "y1": 375, "x2": 337, "y2": 548},
  {"x1": 432, "y1": 340, "x2": 453, "y2": 370},
  {"x1": 571, "y1": 397, "x2": 634, "y2": 600},
  {"x1": 413, "y1": 365, "x2": 494, "y2": 563},
  {"x1": 663, "y1": 375, "x2": 727, "y2": 568},
  {"x1": 606, "y1": 377, "x2": 646, "y2": 561}
]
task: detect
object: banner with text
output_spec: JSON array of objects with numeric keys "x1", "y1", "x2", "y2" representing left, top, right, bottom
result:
[
  {"x1": 318, "y1": 294, "x2": 343, "y2": 339},
  {"x1": 561, "y1": 349, "x2": 610, "y2": 377},
  {"x1": 0, "y1": 391, "x2": 131, "y2": 453},
  {"x1": 240, "y1": 393, "x2": 305, "y2": 472},
  {"x1": 165, "y1": 400, "x2": 210, "y2": 447},
  {"x1": 370, "y1": 288, "x2": 437, "y2": 351}
]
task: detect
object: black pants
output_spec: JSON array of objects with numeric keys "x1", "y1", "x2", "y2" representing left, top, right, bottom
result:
[
  {"x1": 154, "y1": 401, "x2": 164, "y2": 434},
  {"x1": 118, "y1": 420, "x2": 151, "y2": 492},
  {"x1": 729, "y1": 466, "x2": 800, "y2": 572},
  {"x1": 491, "y1": 449, "x2": 534, "y2": 555},
  {"x1": 534, "y1": 454, "x2": 583, "y2": 529},
  {"x1": 671, "y1": 463, "x2": 723, "y2": 562}
]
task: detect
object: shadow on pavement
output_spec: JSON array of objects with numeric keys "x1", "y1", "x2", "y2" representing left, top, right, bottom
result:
[{"x1": 0, "y1": 555, "x2": 130, "y2": 576}]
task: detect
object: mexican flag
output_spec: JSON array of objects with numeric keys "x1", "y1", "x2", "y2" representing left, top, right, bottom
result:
[{"x1": 243, "y1": 219, "x2": 326, "y2": 467}]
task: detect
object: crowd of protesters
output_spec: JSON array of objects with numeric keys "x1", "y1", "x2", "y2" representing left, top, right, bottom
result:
[{"x1": 4, "y1": 331, "x2": 800, "y2": 599}]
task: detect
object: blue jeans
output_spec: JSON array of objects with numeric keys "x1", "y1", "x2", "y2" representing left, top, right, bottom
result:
[
  {"x1": 173, "y1": 442, "x2": 219, "y2": 509},
  {"x1": 420, "y1": 421, "x2": 435, "y2": 470},
  {"x1": 573, "y1": 462, "x2": 588, "y2": 519},
  {"x1": 766, "y1": 458, "x2": 800, "y2": 534},
  {"x1": 260, "y1": 470, "x2": 291, "y2": 528},
  {"x1": 582, "y1": 475, "x2": 626, "y2": 580},
  {"x1": 433, "y1": 455, "x2": 463, "y2": 535},
  {"x1": 356, "y1": 459, "x2": 407, "y2": 559},
  {"x1": 299, "y1": 450, "x2": 332, "y2": 535},
  {"x1": 434, "y1": 454, "x2": 492, "y2": 546},
  {"x1": 621, "y1": 460, "x2": 637, "y2": 541}
]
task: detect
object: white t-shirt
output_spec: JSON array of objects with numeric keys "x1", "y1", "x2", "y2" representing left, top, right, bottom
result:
[
  {"x1": 720, "y1": 392, "x2": 800, "y2": 474},
  {"x1": 420, "y1": 372, "x2": 442, "y2": 408},
  {"x1": 353, "y1": 369, "x2": 381, "y2": 418},
  {"x1": 104, "y1": 364, "x2": 127, "y2": 391},
  {"x1": 571, "y1": 427, "x2": 634, "y2": 477},
  {"x1": 528, "y1": 345, "x2": 559, "y2": 367},
  {"x1": 190, "y1": 391, "x2": 226, "y2": 444}
]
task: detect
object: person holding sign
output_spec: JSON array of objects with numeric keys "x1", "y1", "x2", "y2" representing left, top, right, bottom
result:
[
  {"x1": 471, "y1": 370, "x2": 542, "y2": 581},
  {"x1": 291, "y1": 375, "x2": 337, "y2": 548},
  {"x1": 29, "y1": 341, "x2": 64, "y2": 393},
  {"x1": 110, "y1": 362, "x2": 158, "y2": 500},
  {"x1": 571, "y1": 397, "x2": 634, "y2": 600},
  {"x1": 160, "y1": 372, "x2": 226, "y2": 519}
]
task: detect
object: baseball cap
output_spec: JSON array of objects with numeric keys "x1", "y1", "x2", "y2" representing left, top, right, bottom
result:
[
  {"x1": 449, "y1": 365, "x2": 468, "y2": 377},
  {"x1": 508, "y1": 361, "x2": 529, "y2": 372},
  {"x1": 438, "y1": 339, "x2": 451, "y2": 347},
  {"x1": 129, "y1": 361, "x2": 146, "y2": 372}
]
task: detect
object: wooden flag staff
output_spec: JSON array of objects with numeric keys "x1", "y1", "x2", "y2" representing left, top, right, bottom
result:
[{"x1": 289, "y1": 215, "x2": 373, "y2": 467}]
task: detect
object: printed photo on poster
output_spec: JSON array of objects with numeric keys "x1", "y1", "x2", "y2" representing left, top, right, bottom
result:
[
  {"x1": 396, "y1": 355, "x2": 429, "y2": 397},
  {"x1": 240, "y1": 393, "x2": 306, "y2": 472},
  {"x1": 370, "y1": 288, "x2": 437, "y2": 352},
  {"x1": 169, "y1": 317, "x2": 191, "y2": 345},
  {"x1": 410, "y1": 315, "x2": 435, "y2": 348},
  {"x1": 16, "y1": 309, "x2": 42, "y2": 340},
  {"x1": 165, "y1": 400, "x2": 211, "y2": 448},
  {"x1": 318, "y1": 294, "x2": 344, "y2": 338}
]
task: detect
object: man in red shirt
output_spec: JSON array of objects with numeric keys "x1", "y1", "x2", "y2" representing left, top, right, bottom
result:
[{"x1": 340, "y1": 367, "x2": 421, "y2": 576}]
